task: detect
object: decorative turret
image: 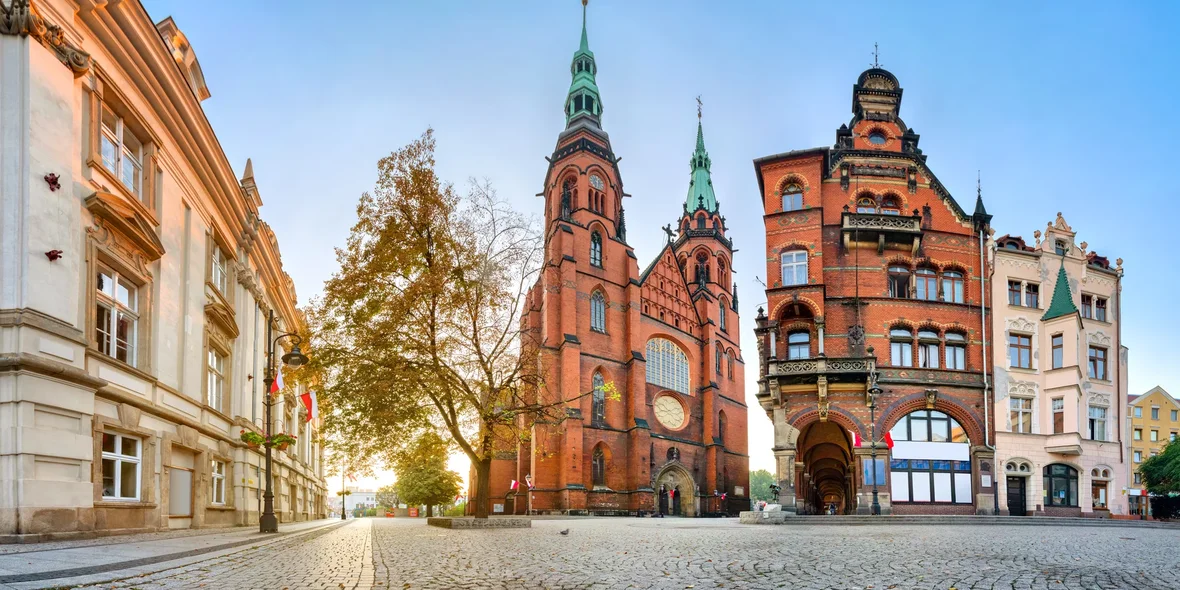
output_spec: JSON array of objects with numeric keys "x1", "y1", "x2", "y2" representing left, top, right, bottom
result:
[
  {"x1": 564, "y1": 0, "x2": 603, "y2": 129},
  {"x1": 972, "y1": 172, "x2": 992, "y2": 231},
  {"x1": 1042, "y1": 264, "x2": 1079, "y2": 321},
  {"x1": 685, "y1": 106, "x2": 718, "y2": 214}
]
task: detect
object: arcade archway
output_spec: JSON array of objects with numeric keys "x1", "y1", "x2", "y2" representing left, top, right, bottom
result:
[{"x1": 796, "y1": 420, "x2": 854, "y2": 515}]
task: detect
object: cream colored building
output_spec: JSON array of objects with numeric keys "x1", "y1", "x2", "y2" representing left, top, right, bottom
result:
[
  {"x1": 0, "y1": 0, "x2": 325, "y2": 541},
  {"x1": 990, "y1": 214, "x2": 1128, "y2": 517}
]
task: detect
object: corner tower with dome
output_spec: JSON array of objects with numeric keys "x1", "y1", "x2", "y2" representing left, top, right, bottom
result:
[{"x1": 470, "y1": 1, "x2": 749, "y2": 517}]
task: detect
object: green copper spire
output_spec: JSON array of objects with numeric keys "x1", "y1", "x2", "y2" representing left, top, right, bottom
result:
[
  {"x1": 685, "y1": 102, "x2": 718, "y2": 214},
  {"x1": 1042, "y1": 263, "x2": 1079, "y2": 321},
  {"x1": 565, "y1": 0, "x2": 603, "y2": 128}
]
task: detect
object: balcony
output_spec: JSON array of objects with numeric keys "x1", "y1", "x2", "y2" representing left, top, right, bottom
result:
[
  {"x1": 766, "y1": 356, "x2": 875, "y2": 386},
  {"x1": 1044, "y1": 432, "x2": 1083, "y2": 455},
  {"x1": 841, "y1": 212, "x2": 922, "y2": 255}
]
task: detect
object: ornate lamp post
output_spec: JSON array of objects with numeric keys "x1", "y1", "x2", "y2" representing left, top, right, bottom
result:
[
  {"x1": 868, "y1": 367, "x2": 883, "y2": 516},
  {"x1": 260, "y1": 309, "x2": 308, "y2": 533}
]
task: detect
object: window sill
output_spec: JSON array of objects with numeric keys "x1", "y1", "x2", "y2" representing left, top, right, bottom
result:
[
  {"x1": 88, "y1": 159, "x2": 158, "y2": 226},
  {"x1": 88, "y1": 349, "x2": 158, "y2": 383},
  {"x1": 1007, "y1": 366, "x2": 1036, "y2": 373},
  {"x1": 95, "y1": 500, "x2": 157, "y2": 509},
  {"x1": 206, "y1": 504, "x2": 236, "y2": 511}
]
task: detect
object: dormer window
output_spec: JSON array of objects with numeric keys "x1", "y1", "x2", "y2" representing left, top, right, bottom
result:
[
  {"x1": 868, "y1": 131, "x2": 887, "y2": 145},
  {"x1": 1055, "y1": 240, "x2": 1068, "y2": 256}
]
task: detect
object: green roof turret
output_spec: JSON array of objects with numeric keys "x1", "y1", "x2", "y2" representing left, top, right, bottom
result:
[
  {"x1": 1042, "y1": 263, "x2": 1079, "y2": 321},
  {"x1": 685, "y1": 102, "x2": 718, "y2": 214},
  {"x1": 565, "y1": 0, "x2": 603, "y2": 128}
]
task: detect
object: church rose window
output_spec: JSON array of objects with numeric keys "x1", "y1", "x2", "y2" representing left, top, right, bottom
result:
[{"x1": 646, "y1": 338, "x2": 689, "y2": 395}]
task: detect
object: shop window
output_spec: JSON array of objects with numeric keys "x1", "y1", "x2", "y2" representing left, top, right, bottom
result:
[{"x1": 1043, "y1": 464, "x2": 1078, "y2": 507}]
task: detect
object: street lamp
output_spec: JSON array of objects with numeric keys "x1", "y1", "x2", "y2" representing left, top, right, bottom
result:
[
  {"x1": 260, "y1": 309, "x2": 308, "y2": 533},
  {"x1": 868, "y1": 368, "x2": 883, "y2": 516}
]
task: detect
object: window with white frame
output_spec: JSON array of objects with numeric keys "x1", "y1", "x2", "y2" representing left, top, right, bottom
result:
[
  {"x1": 101, "y1": 433, "x2": 141, "y2": 500},
  {"x1": 787, "y1": 331, "x2": 810, "y2": 360},
  {"x1": 918, "y1": 330, "x2": 940, "y2": 369},
  {"x1": 941, "y1": 271, "x2": 964, "y2": 304},
  {"x1": 780, "y1": 250, "x2": 807, "y2": 286},
  {"x1": 100, "y1": 105, "x2": 144, "y2": 199},
  {"x1": 1088, "y1": 406, "x2": 1107, "y2": 441},
  {"x1": 945, "y1": 332, "x2": 966, "y2": 370},
  {"x1": 211, "y1": 244, "x2": 229, "y2": 295},
  {"x1": 890, "y1": 328, "x2": 913, "y2": 367},
  {"x1": 1010, "y1": 398, "x2": 1033, "y2": 433},
  {"x1": 211, "y1": 460, "x2": 226, "y2": 505},
  {"x1": 96, "y1": 266, "x2": 138, "y2": 366},
  {"x1": 645, "y1": 338, "x2": 689, "y2": 395},
  {"x1": 207, "y1": 348, "x2": 225, "y2": 410},
  {"x1": 781, "y1": 184, "x2": 803, "y2": 211}
]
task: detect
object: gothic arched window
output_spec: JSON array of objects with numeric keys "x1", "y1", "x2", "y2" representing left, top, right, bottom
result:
[
  {"x1": 592, "y1": 372, "x2": 606, "y2": 426},
  {"x1": 592, "y1": 446, "x2": 606, "y2": 487},
  {"x1": 645, "y1": 338, "x2": 689, "y2": 395},
  {"x1": 718, "y1": 411, "x2": 727, "y2": 445},
  {"x1": 719, "y1": 300, "x2": 727, "y2": 332},
  {"x1": 590, "y1": 291, "x2": 606, "y2": 333},
  {"x1": 727, "y1": 351, "x2": 735, "y2": 380},
  {"x1": 590, "y1": 231, "x2": 603, "y2": 268},
  {"x1": 560, "y1": 178, "x2": 575, "y2": 219},
  {"x1": 715, "y1": 346, "x2": 723, "y2": 375}
]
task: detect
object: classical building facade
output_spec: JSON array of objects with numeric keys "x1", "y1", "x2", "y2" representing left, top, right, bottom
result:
[
  {"x1": 753, "y1": 67, "x2": 996, "y2": 515},
  {"x1": 0, "y1": 0, "x2": 325, "y2": 541},
  {"x1": 485, "y1": 4, "x2": 749, "y2": 516},
  {"x1": 991, "y1": 217, "x2": 1128, "y2": 517},
  {"x1": 1128, "y1": 386, "x2": 1179, "y2": 515}
]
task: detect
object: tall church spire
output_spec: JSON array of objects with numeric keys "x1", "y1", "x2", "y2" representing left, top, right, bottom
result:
[
  {"x1": 685, "y1": 99, "x2": 718, "y2": 213},
  {"x1": 565, "y1": 0, "x2": 603, "y2": 128}
]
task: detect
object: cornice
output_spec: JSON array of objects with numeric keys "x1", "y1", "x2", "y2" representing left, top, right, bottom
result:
[{"x1": 0, "y1": 0, "x2": 92, "y2": 76}]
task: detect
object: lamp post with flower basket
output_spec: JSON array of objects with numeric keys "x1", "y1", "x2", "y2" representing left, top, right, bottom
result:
[{"x1": 258, "y1": 309, "x2": 308, "y2": 533}]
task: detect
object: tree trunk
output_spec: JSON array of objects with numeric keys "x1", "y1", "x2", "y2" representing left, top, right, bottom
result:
[
  {"x1": 426, "y1": 504, "x2": 434, "y2": 517},
  {"x1": 473, "y1": 456, "x2": 492, "y2": 518}
]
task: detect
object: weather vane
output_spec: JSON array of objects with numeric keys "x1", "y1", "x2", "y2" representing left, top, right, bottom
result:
[
  {"x1": 871, "y1": 42, "x2": 881, "y2": 68},
  {"x1": 696, "y1": 95, "x2": 703, "y2": 121}
]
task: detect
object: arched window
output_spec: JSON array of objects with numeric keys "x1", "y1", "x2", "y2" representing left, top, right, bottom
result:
[
  {"x1": 945, "y1": 332, "x2": 966, "y2": 370},
  {"x1": 782, "y1": 184, "x2": 803, "y2": 211},
  {"x1": 590, "y1": 291, "x2": 606, "y2": 333},
  {"x1": 718, "y1": 412, "x2": 727, "y2": 445},
  {"x1": 591, "y1": 372, "x2": 606, "y2": 426},
  {"x1": 694, "y1": 253, "x2": 710, "y2": 285},
  {"x1": 715, "y1": 347, "x2": 723, "y2": 375},
  {"x1": 727, "y1": 351, "x2": 735, "y2": 380},
  {"x1": 697, "y1": 215, "x2": 707, "y2": 229},
  {"x1": 590, "y1": 232, "x2": 603, "y2": 268},
  {"x1": 1043, "y1": 464, "x2": 1078, "y2": 507},
  {"x1": 868, "y1": 130, "x2": 887, "y2": 145},
  {"x1": 880, "y1": 196, "x2": 900, "y2": 215},
  {"x1": 890, "y1": 328, "x2": 913, "y2": 367},
  {"x1": 717, "y1": 260, "x2": 727, "y2": 290},
  {"x1": 918, "y1": 329, "x2": 940, "y2": 369},
  {"x1": 1055, "y1": 240, "x2": 1068, "y2": 256},
  {"x1": 888, "y1": 410, "x2": 972, "y2": 504},
  {"x1": 915, "y1": 267, "x2": 937, "y2": 301},
  {"x1": 941, "y1": 271, "x2": 964, "y2": 303},
  {"x1": 592, "y1": 446, "x2": 606, "y2": 487},
  {"x1": 888, "y1": 266, "x2": 911, "y2": 298},
  {"x1": 560, "y1": 178, "x2": 575, "y2": 219},
  {"x1": 856, "y1": 196, "x2": 877, "y2": 213},
  {"x1": 719, "y1": 300, "x2": 727, "y2": 332},
  {"x1": 787, "y1": 331, "x2": 810, "y2": 360},
  {"x1": 780, "y1": 250, "x2": 808, "y2": 286},
  {"x1": 645, "y1": 338, "x2": 689, "y2": 395}
]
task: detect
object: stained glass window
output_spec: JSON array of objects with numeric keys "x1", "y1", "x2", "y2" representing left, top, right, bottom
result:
[{"x1": 645, "y1": 338, "x2": 689, "y2": 395}]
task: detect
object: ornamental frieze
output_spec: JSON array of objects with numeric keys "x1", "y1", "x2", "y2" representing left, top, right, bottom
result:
[{"x1": 0, "y1": 0, "x2": 91, "y2": 76}]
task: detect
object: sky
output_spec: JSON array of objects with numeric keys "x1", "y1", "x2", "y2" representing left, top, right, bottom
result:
[{"x1": 142, "y1": 0, "x2": 1179, "y2": 493}]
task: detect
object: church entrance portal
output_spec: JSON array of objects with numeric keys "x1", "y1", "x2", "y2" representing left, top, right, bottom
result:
[{"x1": 655, "y1": 464, "x2": 696, "y2": 517}]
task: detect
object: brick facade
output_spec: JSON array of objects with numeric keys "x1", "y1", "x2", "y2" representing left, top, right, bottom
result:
[
  {"x1": 471, "y1": 7, "x2": 748, "y2": 516},
  {"x1": 753, "y1": 68, "x2": 996, "y2": 515}
]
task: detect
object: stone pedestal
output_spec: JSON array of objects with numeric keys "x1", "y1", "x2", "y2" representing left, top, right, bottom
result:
[{"x1": 426, "y1": 517, "x2": 531, "y2": 529}]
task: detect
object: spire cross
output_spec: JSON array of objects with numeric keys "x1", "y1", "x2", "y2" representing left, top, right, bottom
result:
[
  {"x1": 696, "y1": 95, "x2": 703, "y2": 121},
  {"x1": 977, "y1": 170, "x2": 982, "y2": 198},
  {"x1": 872, "y1": 42, "x2": 881, "y2": 68}
]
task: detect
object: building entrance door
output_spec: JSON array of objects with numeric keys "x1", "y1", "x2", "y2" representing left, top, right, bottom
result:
[{"x1": 1006, "y1": 476, "x2": 1026, "y2": 516}]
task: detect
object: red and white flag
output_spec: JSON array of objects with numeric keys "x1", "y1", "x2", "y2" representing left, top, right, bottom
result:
[
  {"x1": 300, "y1": 390, "x2": 318, "y2": 423},
  {"x1": 849, "y1": 429, "x2": 862, "y2": 447},
  {"x1": 884, "y1": 432, "x2": 895, "y2": 449},
  {"x1": 270, "y1": 365, "x2": 284, "y2": 397},
  {"x1": 509, "y1": 479, "x2": 519, "y2": 491}
]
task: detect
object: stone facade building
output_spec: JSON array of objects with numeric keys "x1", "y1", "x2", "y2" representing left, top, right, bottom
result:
[
  {"x1": 485, "y1": 4, "x2": 749, "y2": 517},
  {"x1": 753, "y1": 67, "x2": 996, "y2": 515},
  {"x1": 0, "y1": 0, "x2": 325, "y2": 541},
  {"x1": 1128, "y1": 386, "x2": 1179, "y2": 515},
  {"x1": 991, "y1": 217, "x2": 1128, "y2": 517}
]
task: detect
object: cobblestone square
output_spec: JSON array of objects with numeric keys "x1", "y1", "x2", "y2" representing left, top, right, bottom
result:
[{"x1": 55, "y1": 518, "x2": 1180, "y2": 590}]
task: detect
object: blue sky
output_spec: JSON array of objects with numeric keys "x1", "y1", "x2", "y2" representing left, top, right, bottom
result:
[{"x1": 143, "y1": 0, "x2": 1179, "y2": 483}]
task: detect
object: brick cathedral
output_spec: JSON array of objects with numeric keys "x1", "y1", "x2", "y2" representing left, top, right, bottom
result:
[
  {"x1": 480, "y1": 3, "x2": 749, "y2": 516},
  {"x1": 754, "y1": 66, "x2": 997, "y2": 515}
]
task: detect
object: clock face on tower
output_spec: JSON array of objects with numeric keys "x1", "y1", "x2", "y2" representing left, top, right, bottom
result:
[
  {"x1": 653, "y1": 395, "x2": 686, "y2": 430},
  {"x1": 589, "y1": 174, "x2": 605, "y2": 191}
]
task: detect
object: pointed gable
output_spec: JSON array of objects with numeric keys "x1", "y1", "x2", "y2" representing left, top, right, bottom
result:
[{"x1": 639, "y1": 242, "x2": 700, "y2": 334}]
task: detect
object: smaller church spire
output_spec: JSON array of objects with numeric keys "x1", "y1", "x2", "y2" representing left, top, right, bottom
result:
[
  {"x1": 685, "y1": 99, "x2": 718, "y2": 214},
  {"x1": 972, "y1": 170, "x2": 992, "y2": 230},
  {"x1": 565, "y1": 0, "x2": 603, "y2": 128}
]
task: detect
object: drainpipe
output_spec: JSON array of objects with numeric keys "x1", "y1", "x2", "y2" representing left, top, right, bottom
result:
[{"x1": 979, "y1": 227, "x2": 998, "y2": 515}]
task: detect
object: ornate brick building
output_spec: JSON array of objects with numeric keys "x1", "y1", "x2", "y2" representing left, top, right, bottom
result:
[
  {"x1": 481, "y1": 4, "x2": 749, "y2": 516},
  {"x1": 753, "y1": 67, "x2": 996, "y2": 515}
]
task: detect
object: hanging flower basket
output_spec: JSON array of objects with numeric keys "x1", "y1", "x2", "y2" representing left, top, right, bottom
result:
[
  {"x1": 240, "y1": 430, "x2": 265, "y2": 449},
  {"x1": 268, "y1": 433, "x2": 297, "y2": 451}
]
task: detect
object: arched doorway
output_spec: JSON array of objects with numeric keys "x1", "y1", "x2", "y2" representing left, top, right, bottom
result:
[
  {"x1": 796, "y1": 421, "x2": 854, "y2": 515},
  {"x1": 654, "y1": 464, "x2": 696, "y2": 517}
]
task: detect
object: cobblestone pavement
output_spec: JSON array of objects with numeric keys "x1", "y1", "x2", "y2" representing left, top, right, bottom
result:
[{"x1": 61, "y1": 517, "x2": 1180, "y2": 590}]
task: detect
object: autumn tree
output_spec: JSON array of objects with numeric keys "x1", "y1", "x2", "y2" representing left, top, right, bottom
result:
[{"x1": 310, "y1": 129, "x2": 601, "y2": 518}]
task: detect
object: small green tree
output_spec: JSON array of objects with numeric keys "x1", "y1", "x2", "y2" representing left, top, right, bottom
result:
[
  {"x1": 1139, "y1": 438, "x2": 1180, "y2": 520},
  {"x1": 376, "y1": 484, "x2": 400, "y2": 510},
  {"x1": 749, "y1": 469, "x2": 777, "y2": 502},
  {"x1": 394, "y1": 431, "x2": 463, "y2": 517}
]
